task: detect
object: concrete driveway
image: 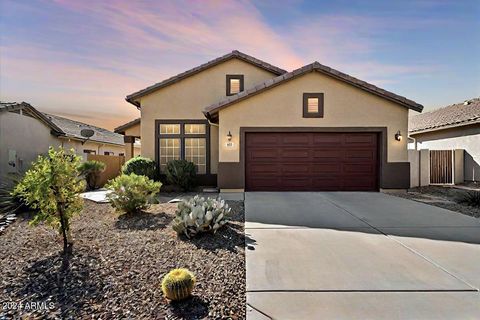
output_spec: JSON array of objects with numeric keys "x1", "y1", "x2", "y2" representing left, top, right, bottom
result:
[{"x1": 245, "y1": 192, "x2": 480, "y2": 319}]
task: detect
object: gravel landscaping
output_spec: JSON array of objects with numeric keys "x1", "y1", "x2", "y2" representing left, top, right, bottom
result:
[
  {"x1": 0, "y1": 198, "x2": 245, "y2": 319},
  {"x1": 392, "y1": 186, "x2": 480, "y2": 218}
]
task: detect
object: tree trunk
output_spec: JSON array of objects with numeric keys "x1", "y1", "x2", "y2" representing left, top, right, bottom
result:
[{"x1": 58, "y1": 203, "x2": 72, "y2": 269}]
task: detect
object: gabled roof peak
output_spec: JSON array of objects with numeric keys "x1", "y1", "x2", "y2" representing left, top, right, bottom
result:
[{"x1": 126, "y1": 50, "x2": 287, "y2": 107}]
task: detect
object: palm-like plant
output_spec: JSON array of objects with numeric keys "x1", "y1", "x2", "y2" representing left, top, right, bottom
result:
[{"x1": 78, "y1": 160, "x2": 106, "y2": 190}]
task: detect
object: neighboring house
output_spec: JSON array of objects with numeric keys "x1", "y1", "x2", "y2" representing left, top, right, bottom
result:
[
  {"x1": 0, "y1": 102, "x2": 139, "y2": 177},
  {"x1": 118, "y1": 50, "x2": 423, "y2": 191},
  {"x1": 409, "y1": 98, "x2": 480, "y2": 182}
]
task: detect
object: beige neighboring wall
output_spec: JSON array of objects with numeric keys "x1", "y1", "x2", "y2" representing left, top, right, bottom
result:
[
  {"x1": 0, "y1": 110, "x2": 60, "y2": 176},
  {"x1": 59, "y1": 139, "x2": 128, "y2": 159},
  {"x1": 124, "y1": 122, "x2": 141, "y2": 137},
  {"x1": 137, "y1": 58, "x2": 279, "y2": 172},
  {"x1": 218, "y1": 71, "x2": 409, "y2": 163}
]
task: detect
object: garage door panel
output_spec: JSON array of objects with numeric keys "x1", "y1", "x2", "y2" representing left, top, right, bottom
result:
[
  {"x1": 344, "y1": 133, "x2": 377, "y2": 145},
  {"x1": 312, "y1": 149, "x2": 343, "y2": 160},
  {"x1": 280, "y1": 177, "x2": 311, "y2": 188},
  {"x1": 281, "y1": 164, "x2": 310, "y2": 175},
  {"x1": 345, "y1": 149, "x2": 376, "y2": 161},
  {"x1": 280, "y1": 148, "x2": 310, "y2": 160},
  {"x1": 246, "y1": 134, "x2": 279, "y2": 146},
  {"x1": 312, "y1": 133, "x2": 343, "y2": 145},
  {"x1": 311, "y1": 163, "x2": 342, "y2": 174},
  {"x1": 344, "y1": 164, "x2": 375, "y2": 174},
  {"x1": 312, "y1": 178, "x2": 343, "y2": 189},
  {"x1": 281, "y1": 133, "x2": 311, "y2": 145},
  {"x1": 248, "y1": 148, "x2": 279, "y2": 161},
  {"x1": 247, "y1": 177, "x2": 281, "y2": 189},
  {"x1": 249, "y1": 163, "x2": 280, "y2": 175},
  {"x1": 246, "y1": 132, "x2": 378, "y2": 191}
]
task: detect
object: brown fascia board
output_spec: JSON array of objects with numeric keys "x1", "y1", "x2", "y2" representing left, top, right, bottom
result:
[
  {"x1": 204, "y1": 62, "x2": 424, "y2": 120},
  {"x1": 114, "y1": 117, "x2": 141, "y2": 134},
  {"x1": 409, "y1": 117, "x2": 480, "y2": 135},
  {"x1": 125, "y1": 50, "x2": 287, "y2": 108}
]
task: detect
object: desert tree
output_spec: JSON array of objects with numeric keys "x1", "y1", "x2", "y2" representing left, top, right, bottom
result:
[{"x1": 14, "y1": 147, "x2": 85, "y2": 267}]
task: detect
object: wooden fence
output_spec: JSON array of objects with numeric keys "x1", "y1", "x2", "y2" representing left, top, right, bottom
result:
[
  {"x1": 430, "y1": 150, "x2": 453, "y2": 184},
  {"x1": 87, "y1": 154, "x2": 125, "y2": 187}
]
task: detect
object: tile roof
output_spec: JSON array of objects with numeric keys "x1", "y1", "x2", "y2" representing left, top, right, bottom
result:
[
  {"x1": 43, "y1": 113, "x2": 125, "y2": 145},
  {"x1": 409, "y1": 97, "x2": 480, "y2": 134},
  {"x1": 0, "y1": 102, "x2": 21, "y2": 111},
  {"x1": 0, "y1": 101, "x2": 63, "y2": 134},
  {"x1": 126, "y1": 50, "x2": 287, "y2": 107},
  {"x1": 204, "y1": 61, "x2": 423, "y2": 119},
  {"x1": 114, "y1": 117, "x2": 140, "y2": 134}
]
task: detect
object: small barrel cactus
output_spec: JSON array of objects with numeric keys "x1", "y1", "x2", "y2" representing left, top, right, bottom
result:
[{"x1": 161, "y1": 268, "x2": 196, "y2": 301}]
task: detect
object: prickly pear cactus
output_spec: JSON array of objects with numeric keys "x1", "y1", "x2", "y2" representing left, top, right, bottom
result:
[
  {"x1": 161, "y1": 268, "x2": 196, "y2": 301},
  {"x1": 172, "y1": 195, "x2": 231, "y2": 238}
]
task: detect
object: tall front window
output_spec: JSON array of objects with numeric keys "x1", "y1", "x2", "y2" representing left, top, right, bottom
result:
[{"x1": 157, "y1": 121, "x2": 209, "y2": 174}]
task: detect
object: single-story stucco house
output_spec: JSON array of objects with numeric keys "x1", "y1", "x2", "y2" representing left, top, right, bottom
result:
[
  {"x1": 0, "y1": 102, "x2": 139, "y2": 177},
  {"x1": 116, "y1": 50, "x2": 423, "y2": 191},
  {"x1": 409, "y1": 97, "x2": 480, "y2": 182}
]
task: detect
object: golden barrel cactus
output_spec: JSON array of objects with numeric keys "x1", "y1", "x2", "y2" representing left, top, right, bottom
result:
[{"x1": 161, "y1": 268, "x2": 196, "y2": 301}]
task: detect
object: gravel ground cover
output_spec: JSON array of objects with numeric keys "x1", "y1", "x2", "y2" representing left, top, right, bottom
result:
[
  {"x1": 0, "y1": 199, "x2": 245, "y2": 319},
  {"x1": 393, "y1": 186, "x2": 480, "y2": 218}
]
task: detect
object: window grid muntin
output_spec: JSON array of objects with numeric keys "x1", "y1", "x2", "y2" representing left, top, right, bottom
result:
[
  {"x1": 159, "y1": 124, "x2": 180, "y2": 134},
  {"x1": 185, "y1": 138, "x2": 206, "y2": 174},
  {"x1": 185, "y1": 124, "x2": 206, "y2": 135},
  {"x1": 156, "y1": 120, "x2": 210, "y2": 175},
  {"x1": 159, "y1": 138, "x2": 181, "y2": 171}
]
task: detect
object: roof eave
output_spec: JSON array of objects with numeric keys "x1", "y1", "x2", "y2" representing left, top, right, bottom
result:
[
  {"x1": 409, "y1": 118, "x2": 480, "y2": 135},
  {"x1": 204, "y1": 66, "x2": 424, "y2": 116}
]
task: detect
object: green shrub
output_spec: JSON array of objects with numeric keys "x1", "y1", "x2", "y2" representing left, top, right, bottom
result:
[
  {"x1": 122, "y1": 156, "x2": 156, "y2": 180},
  {"x1": 165, "y1": 160, "x2": 196, "y2": 191},
  {"x1": 172, "y1": 195, "x2": 231, "y2": 238},
  {"x1": 457, "y1": 191, "x2": 480, "y2": 207},
  {"x1": 13, "y1": 147, "x2": 85, "y2": 255},
  {"x1": 106, "y1": 174, "x2": 161, "y2": 214},
  {"x1": 78, "y1": 160, "x2": 106, "y2": 190},
  {"x1": 161, "y1": 268, "x2": 196, "y2": 301}
]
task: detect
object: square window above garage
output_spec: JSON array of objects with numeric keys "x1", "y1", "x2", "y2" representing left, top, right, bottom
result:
[
  {"x1": 303, "y1": 93, "x2": 324, "y2": 118},
  {"x1": 226, "y1": 75, "x2": 244, "y2": 96}
]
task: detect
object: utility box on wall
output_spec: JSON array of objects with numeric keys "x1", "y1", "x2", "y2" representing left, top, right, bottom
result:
[{"x1": 7, "y1": 149, "x2": 17, "y2": 173}]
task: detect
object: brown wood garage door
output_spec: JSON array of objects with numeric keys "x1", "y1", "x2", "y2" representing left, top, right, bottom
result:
[{"x1": 245, "y1": 132, "x2": 379, "y2": 191}]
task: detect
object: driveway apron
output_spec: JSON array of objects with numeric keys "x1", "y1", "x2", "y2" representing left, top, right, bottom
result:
[{"x1": 245, "y1": 192, "x2": 480, "y2": 319}]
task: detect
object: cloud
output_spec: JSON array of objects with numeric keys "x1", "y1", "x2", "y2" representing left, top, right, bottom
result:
[{"x1": 1, "y1": 0, "x2": 444, "y2": 129}]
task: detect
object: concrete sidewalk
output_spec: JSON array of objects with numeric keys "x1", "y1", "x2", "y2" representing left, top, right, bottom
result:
[{"x1": 245, "y1": 192, "x2": 480, "y2": 319}]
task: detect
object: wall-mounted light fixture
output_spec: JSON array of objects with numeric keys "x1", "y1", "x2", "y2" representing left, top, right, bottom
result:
[
  {"x1": 395, "y1": 130, "x2": 402, "y2": 141},
  {"x1": 227, "y1": 131, "x2": 233, "y2": 141}
]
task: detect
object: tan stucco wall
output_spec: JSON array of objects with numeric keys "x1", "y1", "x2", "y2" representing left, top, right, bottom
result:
[
  {"x1": 60, "y1": 139, "x2": 137, "y2": 159},
  {"x1": 218, "y1": 72, "x2": 409, "y2": 163},
  {"x1": 137, "y1": 58, "x2": 278, "y2": 171},
  {"x1": 124, "y1": 123, "x2": 141, "y2": 137},
  {"x1": 0, "y1": 110, "x2": 60, "y2": 176},
  {"x1": 0, "y1": 110, "x2": 139, "y2": 177}
]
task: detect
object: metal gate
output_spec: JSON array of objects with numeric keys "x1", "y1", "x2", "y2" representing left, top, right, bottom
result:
[{"x1": 430, "y1": 150, "x2": 453, "y2": 184}]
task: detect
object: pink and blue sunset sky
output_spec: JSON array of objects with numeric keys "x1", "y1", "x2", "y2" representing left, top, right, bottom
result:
[{"x1": 1, "y1": 0, "x2": 479, "y2": 130}]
